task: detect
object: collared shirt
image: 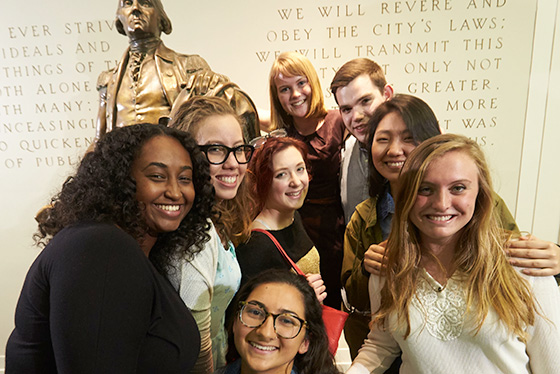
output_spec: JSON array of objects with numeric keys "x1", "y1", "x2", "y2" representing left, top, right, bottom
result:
[
  {"x1": 376, "y1": 186, "x2": 394, "y2": 241},
  {"x1": 340, "y1": 135, "x2": 370, "y2": 225}
]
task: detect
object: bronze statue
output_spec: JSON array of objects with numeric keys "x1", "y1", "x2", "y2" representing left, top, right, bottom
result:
[{"x1": 95, "y1": 0, "x2": 259, "y2": 141}]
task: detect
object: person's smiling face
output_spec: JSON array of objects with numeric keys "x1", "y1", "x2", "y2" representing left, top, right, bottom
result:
[
  {"x1": 195, "y1": 114, "x2": 247, "y2": 201},
  {"x1": 233, "y1": 282, "x2": 309, "y2": 374},
  {"x1": 265, "y1": 146, "x2": 309, "y2": 213},
  {"x1": 131, "y1": 135, "x2": 195, "y2": 237},
  {"x1": 275, "y1": 74, "x2": 312, "y2": 119},
  {"x1": 371, "y1": 112, "x2": 417, "y2": 184},
  {"x1": 410, "y1": 150, "x2": 479, "y2": 248},
  {"x1": 336, "y1": 74, "x2": 390, "y2": 144}
]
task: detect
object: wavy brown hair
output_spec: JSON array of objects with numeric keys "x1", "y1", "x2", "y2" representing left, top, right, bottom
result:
[{"x1": 374, "y1": 134, "x2": 537, "y2": 341}]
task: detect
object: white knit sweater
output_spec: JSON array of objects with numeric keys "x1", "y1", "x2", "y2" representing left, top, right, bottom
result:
[{"x1": 346, "y1": 269, "x2": 560, "y2": 374}]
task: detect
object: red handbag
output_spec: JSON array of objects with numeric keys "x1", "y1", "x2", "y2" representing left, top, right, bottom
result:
[{"x1": 252, "y1": 229, "x2": 348, "y2": 355}]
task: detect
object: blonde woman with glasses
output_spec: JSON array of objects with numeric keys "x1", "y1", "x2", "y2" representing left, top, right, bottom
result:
[{"x1": 168, "y1": 96, "x2": 256, "y2": 373}]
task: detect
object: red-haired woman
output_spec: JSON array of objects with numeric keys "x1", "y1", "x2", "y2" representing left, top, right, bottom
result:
[{"x1": 236, "y1": 137, "x2": 326, "y2": 303}]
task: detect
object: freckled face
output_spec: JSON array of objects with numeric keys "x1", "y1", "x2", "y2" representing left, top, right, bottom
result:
[
  {"x1": 233, "y1": 283, "x2": 309, "y2": 374},
  {"x1": 410, "y1": 151, "x2": 479, "y2": 248},
  {"x1": 371, "y1": 112, "x2": 416, "y2": 184},
  {"x1": 265, "y1": 146, "x2": 309, "y2": 213},
  {"x1": 336, "y1": 74, "x2": 390, "y2": 144},
  {"x1": 195, "y1": 115, "x2": 247, "y2": 201},
  {"x1": 131, "y1": 136, "x2": 195, "y2": 237},
  {"x1": 275, "y1": 74, "x2": 312, "y2": 119}
]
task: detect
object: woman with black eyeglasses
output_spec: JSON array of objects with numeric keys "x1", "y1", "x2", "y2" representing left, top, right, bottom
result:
[
  {"x1": 168, "y1": 96, "x2": 256, "y2": 374},
  {"x1": 216, "y1": 269, "x2": 340, "y2": 374}
]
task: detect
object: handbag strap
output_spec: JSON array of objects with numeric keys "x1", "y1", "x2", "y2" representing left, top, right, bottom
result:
[{"x1": 252, "y1": 228, "x2": 305, "y2": 276}]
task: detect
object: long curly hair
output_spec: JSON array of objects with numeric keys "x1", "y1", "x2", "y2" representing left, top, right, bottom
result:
[
  {"x1": 248, "y1": 137, "x2": 310, "y2": 213},
  {"x1": 366, "y1": 94, "x2": 442, "y2": 198},
  {"x1": 169, "y1": 96, "x2": 255, "y2": 246},
  {"x1": 269, "y1": 52, "x2": 328, "y2": 131},
  {"x1": 35, "y1": 124, "x2": 214, "y2": 274},
  {"x1": 375, "y1": 134, "x2": 537, "y2": 342},
  {"x1": 226, "y1": 269, "x2": 340, "y2": 374}
]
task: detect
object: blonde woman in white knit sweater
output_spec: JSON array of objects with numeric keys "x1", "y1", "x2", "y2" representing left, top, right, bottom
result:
[{"x1": 347, "y1": 134, "x2": 560, "y2": 374}]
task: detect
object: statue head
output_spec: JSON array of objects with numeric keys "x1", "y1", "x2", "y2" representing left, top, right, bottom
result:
[{"x1": 115, "y1": 0, "x2": 172, "y2": 39}]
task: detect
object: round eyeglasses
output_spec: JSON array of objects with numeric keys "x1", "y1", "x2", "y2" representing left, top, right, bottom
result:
[
  {"x1": 238, "y1": 301, "x2": 307, "y2": 339},
  {"x1": 198, "y1": 144, "x2": 254, "y2": 165},
  {"x1": 249, "y1": 128, "x2": 288, "y2": 148}
]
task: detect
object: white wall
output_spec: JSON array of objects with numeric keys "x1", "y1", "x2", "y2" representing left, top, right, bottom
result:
[{"x1": 1, "y1": 0, "x2": 559, "y2": 365}]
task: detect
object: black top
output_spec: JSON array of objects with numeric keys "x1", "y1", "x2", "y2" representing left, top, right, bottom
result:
[
  {"x1": 236, "y1": 212, "x2": 315, "y2": 285},
  {"x1": 6, "y1": 222, "x2": 200, "y2": 374}
]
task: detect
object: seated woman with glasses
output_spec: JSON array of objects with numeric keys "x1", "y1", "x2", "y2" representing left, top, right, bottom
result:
[
  {"x1": 215, "y1": 269, "x2": 340, "y2": 374},
  {"x1": 168, "y1": 96, "x2": 256, "y2": 373},
  {"x1": 236, "y1": 137, "x2": 326, "y2": 302}
]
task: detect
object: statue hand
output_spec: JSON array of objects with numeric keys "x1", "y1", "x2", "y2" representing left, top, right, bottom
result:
[{"x1": 185, "y1": 70, "x2": 229, "y2": 95}]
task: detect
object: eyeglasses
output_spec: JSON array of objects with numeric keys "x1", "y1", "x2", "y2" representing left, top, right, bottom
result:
[
  {"x1": 238, "y1": 301, "x2": 307, "y2": 339},
  {"x1": 249, "y1": 128, "x2": 287, "y2": 148},
  {"x1": 198, "y1": 144, "x2": 254, "y2": 165}
]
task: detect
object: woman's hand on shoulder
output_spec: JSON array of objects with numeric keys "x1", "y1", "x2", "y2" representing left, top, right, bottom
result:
[
  {"x1": 506, "y1": 235, "x2": 560, "y2": 276},
  {"x1": 306, "y1": 273, "x2": 327, "y2": 303}
]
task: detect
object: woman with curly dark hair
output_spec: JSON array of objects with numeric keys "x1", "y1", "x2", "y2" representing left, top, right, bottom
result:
[
  {"x1": 217, "y1": 269, "x2": 340, "y2": 374},
  {"x1": 6, "y1": 124, "x2": 214, "y2": 373}
]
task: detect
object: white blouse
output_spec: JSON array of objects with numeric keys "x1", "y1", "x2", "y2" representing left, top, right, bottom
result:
[{"x1": 346, "y1": 269, "x2": 560, "y2": 374}]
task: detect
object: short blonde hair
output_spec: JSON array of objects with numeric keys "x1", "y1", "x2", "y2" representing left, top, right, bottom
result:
[{"x1": 269, "y1": 52, "x2": 328, "y2": 130}]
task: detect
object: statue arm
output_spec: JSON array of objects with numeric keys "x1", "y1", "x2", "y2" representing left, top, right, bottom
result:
[
  {"x1": 95, "y1": 70, "x2": 113, "y2": 141},
  {"x1": 95, "y1": 87, "x2": 108, "y2": 142}
]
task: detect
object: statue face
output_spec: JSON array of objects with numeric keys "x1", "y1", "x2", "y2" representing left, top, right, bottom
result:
[{"x1": 117, "y1": 0, "x2": 161, "y2": 39}]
